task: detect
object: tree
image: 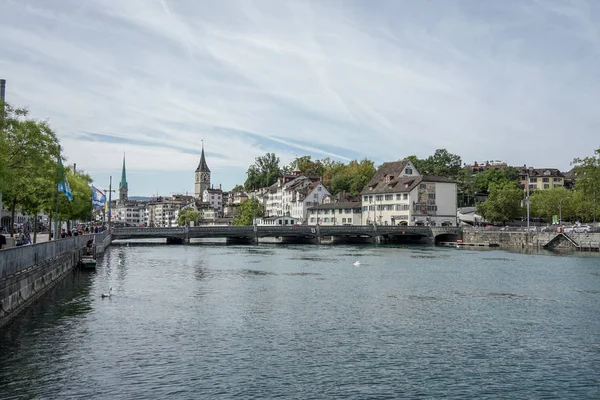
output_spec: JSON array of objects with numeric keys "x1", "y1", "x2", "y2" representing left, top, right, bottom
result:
[
  {"x1": 456, "y1": 167, "x2": 476, "y2": 207},
  {"x1": 405, "y1": 149, "x2": 462, "y2": 179},
  {"x1": 244, "y1": 153, "x2": 283, "y2": 190},
  {"x1": 571, "y1": 147, "x2": 600, "y2": 222},
  {"x1": 177, "y1": 208, "x2": 202, "y2": 226},
  {"x1": 232, "y1": 198, "x2": 264, "y2": 226},
  {"x1": 288, "y1": 156, "x2": 328, "y2": 177},
  {"x1": 1, "y1": 105, "x2": 61, "y2": 234},
  {"x1": 477, "y1": 181, "x2": 523, "y2": 224},
  {"x1": 530, "y1": 187, "x2": 574, "y2": 223},
  {"x1": 322, "y1": 159, "x2": 376, "y2": 196},
  {"x1": 231, "y1": 184, "x2": 245, "y2": 193}
]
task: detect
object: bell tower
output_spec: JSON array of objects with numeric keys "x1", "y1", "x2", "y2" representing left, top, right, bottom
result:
[{"x1": 194, "y1": 142, "x2": 211, "y2": 199}]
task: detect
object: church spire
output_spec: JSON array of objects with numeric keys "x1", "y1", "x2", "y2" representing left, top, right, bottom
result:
[
  {"x1": 118, "y1": 153, "x2": 128, "y2": 204},
  {"x1": 195, "y1": 141, "x2": 211, "y2": 173},
  {"x1": 119, "y1": 153, "x2": 128, "y2": 190}
]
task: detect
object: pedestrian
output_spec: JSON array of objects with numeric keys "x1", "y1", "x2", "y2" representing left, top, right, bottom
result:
[
  {"x1": 25, "y1": 232, "x2": 31, "y2": 245},
  {"x1": 0, "y1": 233, "x2": 6, "y2": 249}
]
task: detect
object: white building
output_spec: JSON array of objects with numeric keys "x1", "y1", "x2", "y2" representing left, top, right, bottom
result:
[
  {"x1": 307, "y1": 201, "x2": 363, "y2": 225},
  {"x1": 256, "y1": 216, "x2": 300, "y2": 226},
  {"x1": 202, "y1": 187, "x2": 223, "y2": 217},
  {"x1": 146, "y1": 195, "x2": 194, "y2": 227},
  {"x1": 263, "y1": 174, "x2": 330, "y2": 223},
  {"x1": 360, "y1": 160, "x2": 457, "y2": 226},
  {"x1": 113, "y1": 202, "x2": 146, "y2": 227}
]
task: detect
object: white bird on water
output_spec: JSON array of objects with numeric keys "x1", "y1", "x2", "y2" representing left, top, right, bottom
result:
[
  {"x1": 101, "y1": 287, "x2": 112, "y2": 298},
  {"x1": 353, "y1": 261, "x2": 361, "y2": 266}
]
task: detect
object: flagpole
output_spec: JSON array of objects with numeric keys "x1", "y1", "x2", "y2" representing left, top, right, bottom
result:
[{"x1": 54, "y1": 155, "x2": 60, "y2": 240}]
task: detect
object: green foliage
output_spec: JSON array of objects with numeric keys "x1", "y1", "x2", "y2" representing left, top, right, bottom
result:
[
  {"x1": 571, "y1": 147, "x2": 600, "y2": 222},
  {"x1": 232, "y1": 198, "x2": 264, "y2": 226},
  {"x1": 323, "y1": 159, "x2": 376, "y2": 196},
  {"x1": 406, "y1": 149, "x2": 462, "y2": 179},
  {"x1": 530, "y1": 187, "x2": 574, "y2": 222},
  {"x1": 476, "y1": 181, "x2": 523, "y2": 224},
  {"x1": 244, "y1": 153, "x2": 283, "y2": 190},
  {"x1": 1, "y1": 104, "x2": 62, "y2": 233},
  {"x1": 177, "y1": 208, "x2": 202, "y2": 226},
  {"x1": 231, "y1": 184, "x2": 245, "y2": 193}
]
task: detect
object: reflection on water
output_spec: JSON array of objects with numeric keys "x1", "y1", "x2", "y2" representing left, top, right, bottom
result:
[{"x1": 0, "y1": 244, "x2": 599, "y2": 399}]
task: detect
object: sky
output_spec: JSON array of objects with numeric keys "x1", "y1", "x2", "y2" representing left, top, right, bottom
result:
[{"x1": 1, "y1": 0, "x2": 599, "y2": 196}]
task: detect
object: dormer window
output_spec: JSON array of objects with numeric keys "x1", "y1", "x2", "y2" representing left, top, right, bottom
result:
[
  {"x1": 405, "y1": 168, "x2": 413, "y2": 175},
  {"x1": 544, "y1": 170, "x2": 551, "y2": 176},
  {"x1": 385, "y1": 175, "x2": 394, "y2": 182}
]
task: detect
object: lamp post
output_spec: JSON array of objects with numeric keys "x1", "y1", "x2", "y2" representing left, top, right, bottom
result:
[
  {"x1": 525, "y1": 166, "x2": 531, "y2": 230},
  {"x1": 559, "y1": 196, "x2": 571, "y2": 225}
]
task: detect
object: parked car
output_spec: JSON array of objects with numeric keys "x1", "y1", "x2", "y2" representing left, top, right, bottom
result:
[
  {"x1": 574, "y1": 225, "x2": 591, "y2": 233},
  {"x1": 563, "y1": 226, "x2": 575, "y2": 233}
]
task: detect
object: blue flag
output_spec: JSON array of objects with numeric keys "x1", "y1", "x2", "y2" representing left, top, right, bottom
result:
[
  {"x1": 92, "y1": 185, "x2": 106, "y2": 207},
  {"x1": 57, "y1": 159, "x2": 73, "y2": 201}
]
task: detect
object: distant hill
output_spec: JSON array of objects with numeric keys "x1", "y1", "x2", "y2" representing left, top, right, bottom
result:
[{"x1": 128, "y1": 196, "x2": 152, "y2": 202}]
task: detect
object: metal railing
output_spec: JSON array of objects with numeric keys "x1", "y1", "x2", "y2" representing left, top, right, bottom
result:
[{"x1": 0, "y1": 232, "x2": 108, "y2": 279}]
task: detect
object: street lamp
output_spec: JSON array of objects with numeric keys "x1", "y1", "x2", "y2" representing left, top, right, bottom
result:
[{"x1": 559, "y1": 196, "x2": 571, "y2": 225}]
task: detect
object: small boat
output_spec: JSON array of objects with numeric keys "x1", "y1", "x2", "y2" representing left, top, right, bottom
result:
[{"x1": 79, "y1": 255, "x2": 97, "y2": 269}]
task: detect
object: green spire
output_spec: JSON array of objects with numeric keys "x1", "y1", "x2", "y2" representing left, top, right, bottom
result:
[{"x1": 119, "y1": 154, "x2": 128, "y2": 190}]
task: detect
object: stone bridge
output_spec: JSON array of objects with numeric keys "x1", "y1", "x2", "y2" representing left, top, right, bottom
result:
[{"x1": 111, "y1": 225, "x2": 462, "y2": 244}]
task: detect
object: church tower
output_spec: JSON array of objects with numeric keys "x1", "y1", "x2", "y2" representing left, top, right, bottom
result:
[
  {"x1": 194, "y1": 142, "x2": 211, "y2": 199},
  {"x1": 119, "y1": 154, "x2": 128, "y2": 204}
]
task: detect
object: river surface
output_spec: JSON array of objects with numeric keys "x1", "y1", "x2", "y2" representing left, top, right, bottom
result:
[{"x1": 1, "y1": 244, "x2": 599, "y2": 399}]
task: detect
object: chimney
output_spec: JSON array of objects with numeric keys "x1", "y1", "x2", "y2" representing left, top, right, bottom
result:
[
  {"x1": 219, "y1": 184, "x2": 221, "y2": 190},
  {"x1": 73, "y1": 163, "x2": 77, "y2": 173},
  {"x1": 0, "y1": 79, "x2": 6, "y2": 103}
]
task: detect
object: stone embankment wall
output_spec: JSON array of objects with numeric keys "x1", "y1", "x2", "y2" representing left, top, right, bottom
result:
[
  {"x1": 0, "y1": 232, "x2": 111, "y2": 328},
  {"x1": 463, "y1": 230, "x2": 600, "y2": 249}
]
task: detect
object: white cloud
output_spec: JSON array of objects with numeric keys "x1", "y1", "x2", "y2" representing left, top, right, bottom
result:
[{"x1": 1, "y1": 0, "x2": 599, "y2": 195}]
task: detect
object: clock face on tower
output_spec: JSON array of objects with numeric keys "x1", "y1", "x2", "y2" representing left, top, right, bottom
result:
[{"x1": 201, "y1": 172, "x2": 210, "y2": 182}]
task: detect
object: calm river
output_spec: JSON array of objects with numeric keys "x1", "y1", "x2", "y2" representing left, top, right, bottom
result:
[{"x1": 1, "y1": 244, "x2": 599, "y2": 399}]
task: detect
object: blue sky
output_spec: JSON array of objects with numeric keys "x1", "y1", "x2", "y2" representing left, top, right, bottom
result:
[{"x1": 1, "y1": 0, "x2": 599, "y2": 196}]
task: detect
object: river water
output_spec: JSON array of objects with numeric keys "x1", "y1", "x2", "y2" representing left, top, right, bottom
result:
[{"x1": 1, "y1": 244, "x2": 599, "y2": 399}]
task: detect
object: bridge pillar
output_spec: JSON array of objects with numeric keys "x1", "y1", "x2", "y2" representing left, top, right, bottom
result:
[{"x1": 184, "y1": 226, "x2": 190, "y2": 244}]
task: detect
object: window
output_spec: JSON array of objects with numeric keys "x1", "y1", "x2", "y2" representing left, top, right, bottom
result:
[
  {"x1": 544, "y1": 184, "x2": 550, "y2": 189},
  {"x1": 428, "y1": 193, "x2": 436, "y2": 200},
  {"x1": 529, "y1": 184, "x2": 536, "y2": 189},
  {"x1": 542, "y1": 177, "x2": 549, "y2": 183},
  {"x1": 405, "y1": 168, "x2": 413, "y2": 174},
  {"x1": 529, "y1": 178, "x2": 536, "y2": 183},
  {"x1": 553, "y1": 177, "x2": 561, "y2": 182},
  {"x1": 384, "y1": 195, "x2": 393, "y2": 201},
  {"x1": 324, "y1": 218, "x2": 329, "y2": 222},
  {"x1": 403, "y1": 193, "x2": 408, "y2": 200},
  {"x1": 314, "y1": 194, "x2": 318, "y2": 199},
  {"x1": 363, "y1": 195, "x2": 369, "y2": 202},
  {"x1": 396, "y1": 194, "x2": 402, "y2": 200},
  {"x1": 375, "y1": 195, "x2": 383, "y2": 201},
  {"x1": 420, "y1": 184, "x2": 426, "y2": 189},
  {"x1": 318, "y1": 186, "x2": 322, "y2": 191}
]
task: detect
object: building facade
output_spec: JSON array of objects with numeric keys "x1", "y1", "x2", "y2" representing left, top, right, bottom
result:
[
  {"x1": 202, "y1": 187, "x2": 224, "y2": 217},
  {"x1": 307, "y1": 201, "x2": 362, "y2": 225},
  {"x1": 519, "y1": 167, "x2": 565, "y2": 191},
  {"x1": 360, "y1": 160, "x2": 457, "y2": 226},
  {"x1": 263, "y1": 174, "x2": 330, "y2": 223}
]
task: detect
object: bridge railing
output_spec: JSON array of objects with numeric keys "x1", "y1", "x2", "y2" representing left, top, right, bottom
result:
[
  {"x1": 0, "y1": 232, "x2": 108, "y2": 279},
  {"x1": 113, "y1": 227, "x2": 185, "y2": 235}
]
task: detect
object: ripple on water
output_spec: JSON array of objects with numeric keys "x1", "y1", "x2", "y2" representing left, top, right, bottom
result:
[{"x1": 1, "y1": 245, "x2": 599, "y2": 399}]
